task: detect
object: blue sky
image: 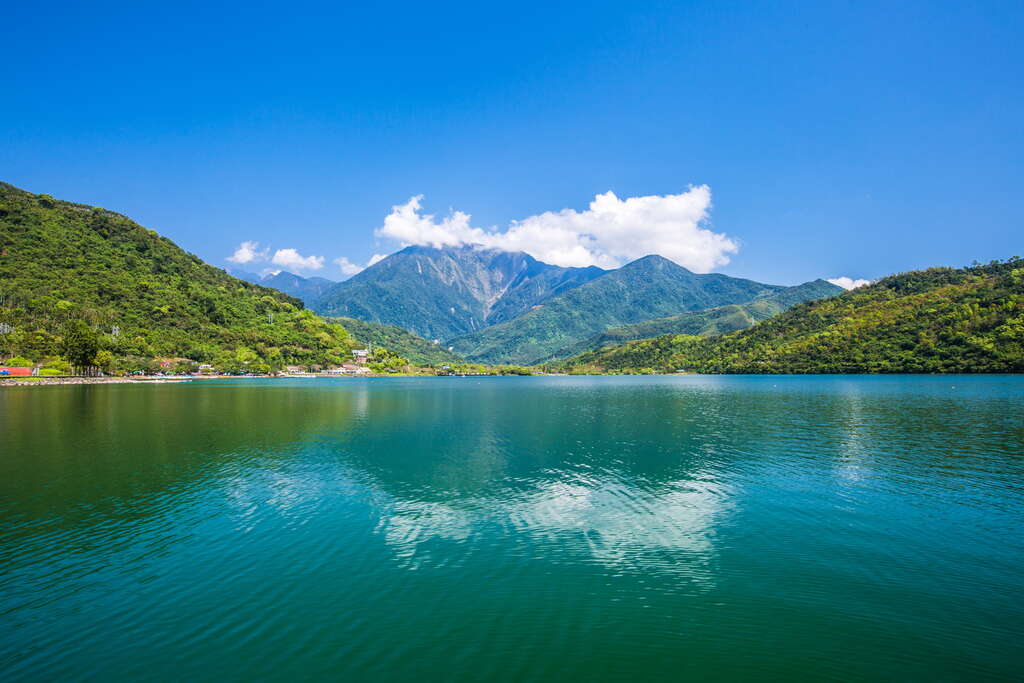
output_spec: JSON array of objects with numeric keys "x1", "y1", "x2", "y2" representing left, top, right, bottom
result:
[{"x1": 2, "y1": 0, "x2": 1021, "y2": 285}]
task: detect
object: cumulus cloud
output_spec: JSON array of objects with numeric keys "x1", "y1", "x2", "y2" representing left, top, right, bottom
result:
[
  {"x1": 334, "y1": 253, "x2": 392, "y2": 278},
  {"x1": 227, "y1": 240, "x2": 269, "y2": 264},
  {"x1": 227, "y1": 241, "x2": 326, "y2": 275},
  {"x1": 828, "y1": 276, "x2": 872, "y2": 290},
  {"x1": 271, "y1": 248, "x2": 324, "y2": 273},
  {"x1": 374, "y1": 187, "x2": 737, "y2": 271},
  {"x1": 334, "y1": 256, "x2": 364, "y2": 277}
]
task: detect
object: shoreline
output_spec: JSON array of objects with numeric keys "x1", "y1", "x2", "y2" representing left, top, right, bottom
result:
[
  {"x1": 0, "y1": 376, "x2": 198, "y2": 387},
  {"x1": 4, "y1": 372, "x2": 1018, "y2": 387},
  {"x1": 0, "y1": 374, "x2": 495, "y2": 386}
]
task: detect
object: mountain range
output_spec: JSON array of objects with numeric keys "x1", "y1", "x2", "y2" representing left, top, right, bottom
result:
[
  {"x1": 553, "y1": 278, "x2": 843, "y2": 360},
  {"x1": 0, "y1": 182, "x2": 448, "y2": 369},
  {"x1": 313, "y1": 246, "x2": 605, "y2": 341},
  {"x1": 446, "y1": 256, "x2": 840, "y2": 364},
  {"x1": 284, "y1": 248, "x2": 842, "y2": 365},
  {"x1": 559, "y1": 259, "x2": 1024, "y2": 374},
  {"x1": 3, "y1": 181, "x2": 1017, "y2": 375},
  {"x1": 230, "y1": 269, "x2": 337, "y2": 307}
]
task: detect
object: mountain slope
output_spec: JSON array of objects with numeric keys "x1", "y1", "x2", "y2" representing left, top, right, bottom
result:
[
  {"x1": 0, "y1": 182, "x2": 356, "y2": 367},
  {"x1": 313, "y1": 246, "x2": 605, "y2": 340},
  {"x1": 232, "y1": 270, "x2": 336, "y2": 307},
  {"x1": 559, "y1": 260, "x2": 1024, "y2": 374},
  {"x1": 332, "y1": 317, "x2": 463, "y2": 365},
  {"x1": 560, "y1": 279, "x2": 842, "y2": 356},
  {"x1": 449, "y1": 255, "x2": 786, "y2": 365}
]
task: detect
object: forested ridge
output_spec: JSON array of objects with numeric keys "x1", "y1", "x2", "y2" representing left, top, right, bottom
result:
[
  {"x1": 0, "y1": 182, "x2": 358, "y2": 372},
  {"x1": 558, "y1": 279, "x2": 841, "y2": 357},
  {"x1": 558, "y1": 259, "x2": 1024, "y2": 374}
]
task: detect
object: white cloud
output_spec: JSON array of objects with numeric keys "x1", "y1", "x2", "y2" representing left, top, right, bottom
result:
[
  {"x1": 828, "y1": 276, "x2": 872, "y2": 290},
  {"x1": 374, "y1": 187, "x2": 738, "y2": 272},
  {"x1": 334, "y1": 256, "x2": 364, "y2": 277},
  {"x1": 334, "y1": 253, "x2": 392, "y2": 278},
  {"x1": 227, "y1": 240, "x2": 268, "y2": 264},
  {"x1": 271, "y1": 248, "x2": 324, "y2": 273},
  {"x1": 227, "y1": 241, "x2": 327, "y2": 275}
]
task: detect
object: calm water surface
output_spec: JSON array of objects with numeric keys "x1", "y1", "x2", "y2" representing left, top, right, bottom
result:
[{"x1": 1, "y1": 376, "x2": 1022, "y2": 681}]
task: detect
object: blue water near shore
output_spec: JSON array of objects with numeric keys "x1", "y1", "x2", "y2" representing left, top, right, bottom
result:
[{"x1": 1, "y1": 375, "x2": 1022, "y2": 680}]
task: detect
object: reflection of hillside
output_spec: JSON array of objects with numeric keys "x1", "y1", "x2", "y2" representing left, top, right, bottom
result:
[
  {"x1": 0, "y1": 382, "x2": 361, "y2": 522},
  {"x1": 9, "y1": 376, "x2": 1001, "y2": 582}
]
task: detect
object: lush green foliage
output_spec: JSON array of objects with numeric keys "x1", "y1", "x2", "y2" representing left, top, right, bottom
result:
[
  {"x1": 59, "y1": 319, "x2": 100, "y2": 374},
  {"x1": 560, "y1": 279, "x2": 842, "y2": 357},
  {"x1": 558, "y1": 260, "x2": 1024, "y2": 374},
  {"x1": 331, "y1": 317, "x2": 464, "y2": 365},
  {"x1": 450, "y1": 255, "x2": 790, "y2": 365},
  {"x1": 0, "y1": 182, "x2": 357, "y2": 369},
  {"x1": 437, "y1": 362, "x2": 535, "y2": 375},
  {"x1": 314, "y1": 246, "x2": 605, "y2": 341},
  {"x1": 367, "y1": 347, "x2": 411, "y2": 373}
]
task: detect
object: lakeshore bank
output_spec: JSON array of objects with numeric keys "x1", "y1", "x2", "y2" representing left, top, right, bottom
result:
[{"x1": 0, "y1": 374, "x2": 490, "y2": 387}]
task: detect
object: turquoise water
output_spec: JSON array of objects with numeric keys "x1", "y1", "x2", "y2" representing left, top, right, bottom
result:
[{"x1": 1, "y1": 376, "x2": 1022, "y2": 681}]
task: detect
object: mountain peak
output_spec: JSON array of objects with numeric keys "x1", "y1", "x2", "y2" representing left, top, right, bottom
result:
[
  {"x1": 314, "y1": 245, "x2": 605, "y2": 339},
  {"x1": 620, "y1": 254, "x2": 692, "y2": 273}
]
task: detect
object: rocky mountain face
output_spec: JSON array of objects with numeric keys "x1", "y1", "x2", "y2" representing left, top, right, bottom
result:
[
  {"x1": 448, "y1": 255, "x2": 794, "y2": 365},
  {"x1": 313, "y1": 246, "x2": 605, "y2": 341}
]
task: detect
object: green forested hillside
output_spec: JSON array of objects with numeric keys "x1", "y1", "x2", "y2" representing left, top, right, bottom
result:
[
  {"x1": 559, "y1": 279, "x2": 842, "y2": 357},
  {"x1": 0, "y1": 182, "x2": 356, "y2": 369},
  {"x1": 449, "y1": 255, "x2": 785, "y2": 365},
  {"x1": 559, "y1": 260, "x2": 1024, "y2": 374},
  {"x1": 332, "y1": 317, "x2": 463, "y2": 365}
]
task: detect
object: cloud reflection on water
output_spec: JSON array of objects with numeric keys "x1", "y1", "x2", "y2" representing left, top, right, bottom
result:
[{"x1": 373, "y1": 473, "x2": 731, "y2": 585}]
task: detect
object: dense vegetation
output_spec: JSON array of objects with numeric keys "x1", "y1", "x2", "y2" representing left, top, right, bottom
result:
[
  {"x1": 558, "y1": 260, "x2": 1024, "y2": 374},
  {"x1": 0, "y1": 182, "x2": 357, "y2": 372},
  {"x1": 559, "y1": 279, "x2": 841, "y2": 357},
  {"x1": 449, "y1": 255, "x2": 792, "y2": 365},
  {"x1": 331, "y1": 317, "x2": 464, "y2": 365}
]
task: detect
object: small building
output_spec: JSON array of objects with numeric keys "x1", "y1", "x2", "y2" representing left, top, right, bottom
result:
[
  {"x1": 0, "y1": 367, "x2": 32, "y2": 376},
  {"x1": 352, "y1": 349, "x2": 369, "y2": 365}
]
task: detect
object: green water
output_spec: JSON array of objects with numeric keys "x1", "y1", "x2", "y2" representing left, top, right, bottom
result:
[{"x1": 1, "y1": 376, "x2": 1022, "y2": 681}]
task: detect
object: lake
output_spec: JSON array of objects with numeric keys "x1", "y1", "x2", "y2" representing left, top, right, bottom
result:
[{"x1": 1, "y1": 376, "x2": 1022, "y2": 681}]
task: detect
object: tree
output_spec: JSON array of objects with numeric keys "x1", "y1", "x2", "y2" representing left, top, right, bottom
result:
[
  {"x1": 369, "y1": 347, "x2": 409, "y2": 373},
  {"x1": 60, "y1": 320, "x2": 100, "y2": 375},
  {"x1": 94, "y1": 349, "x2": 115, "y2": 375}
]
